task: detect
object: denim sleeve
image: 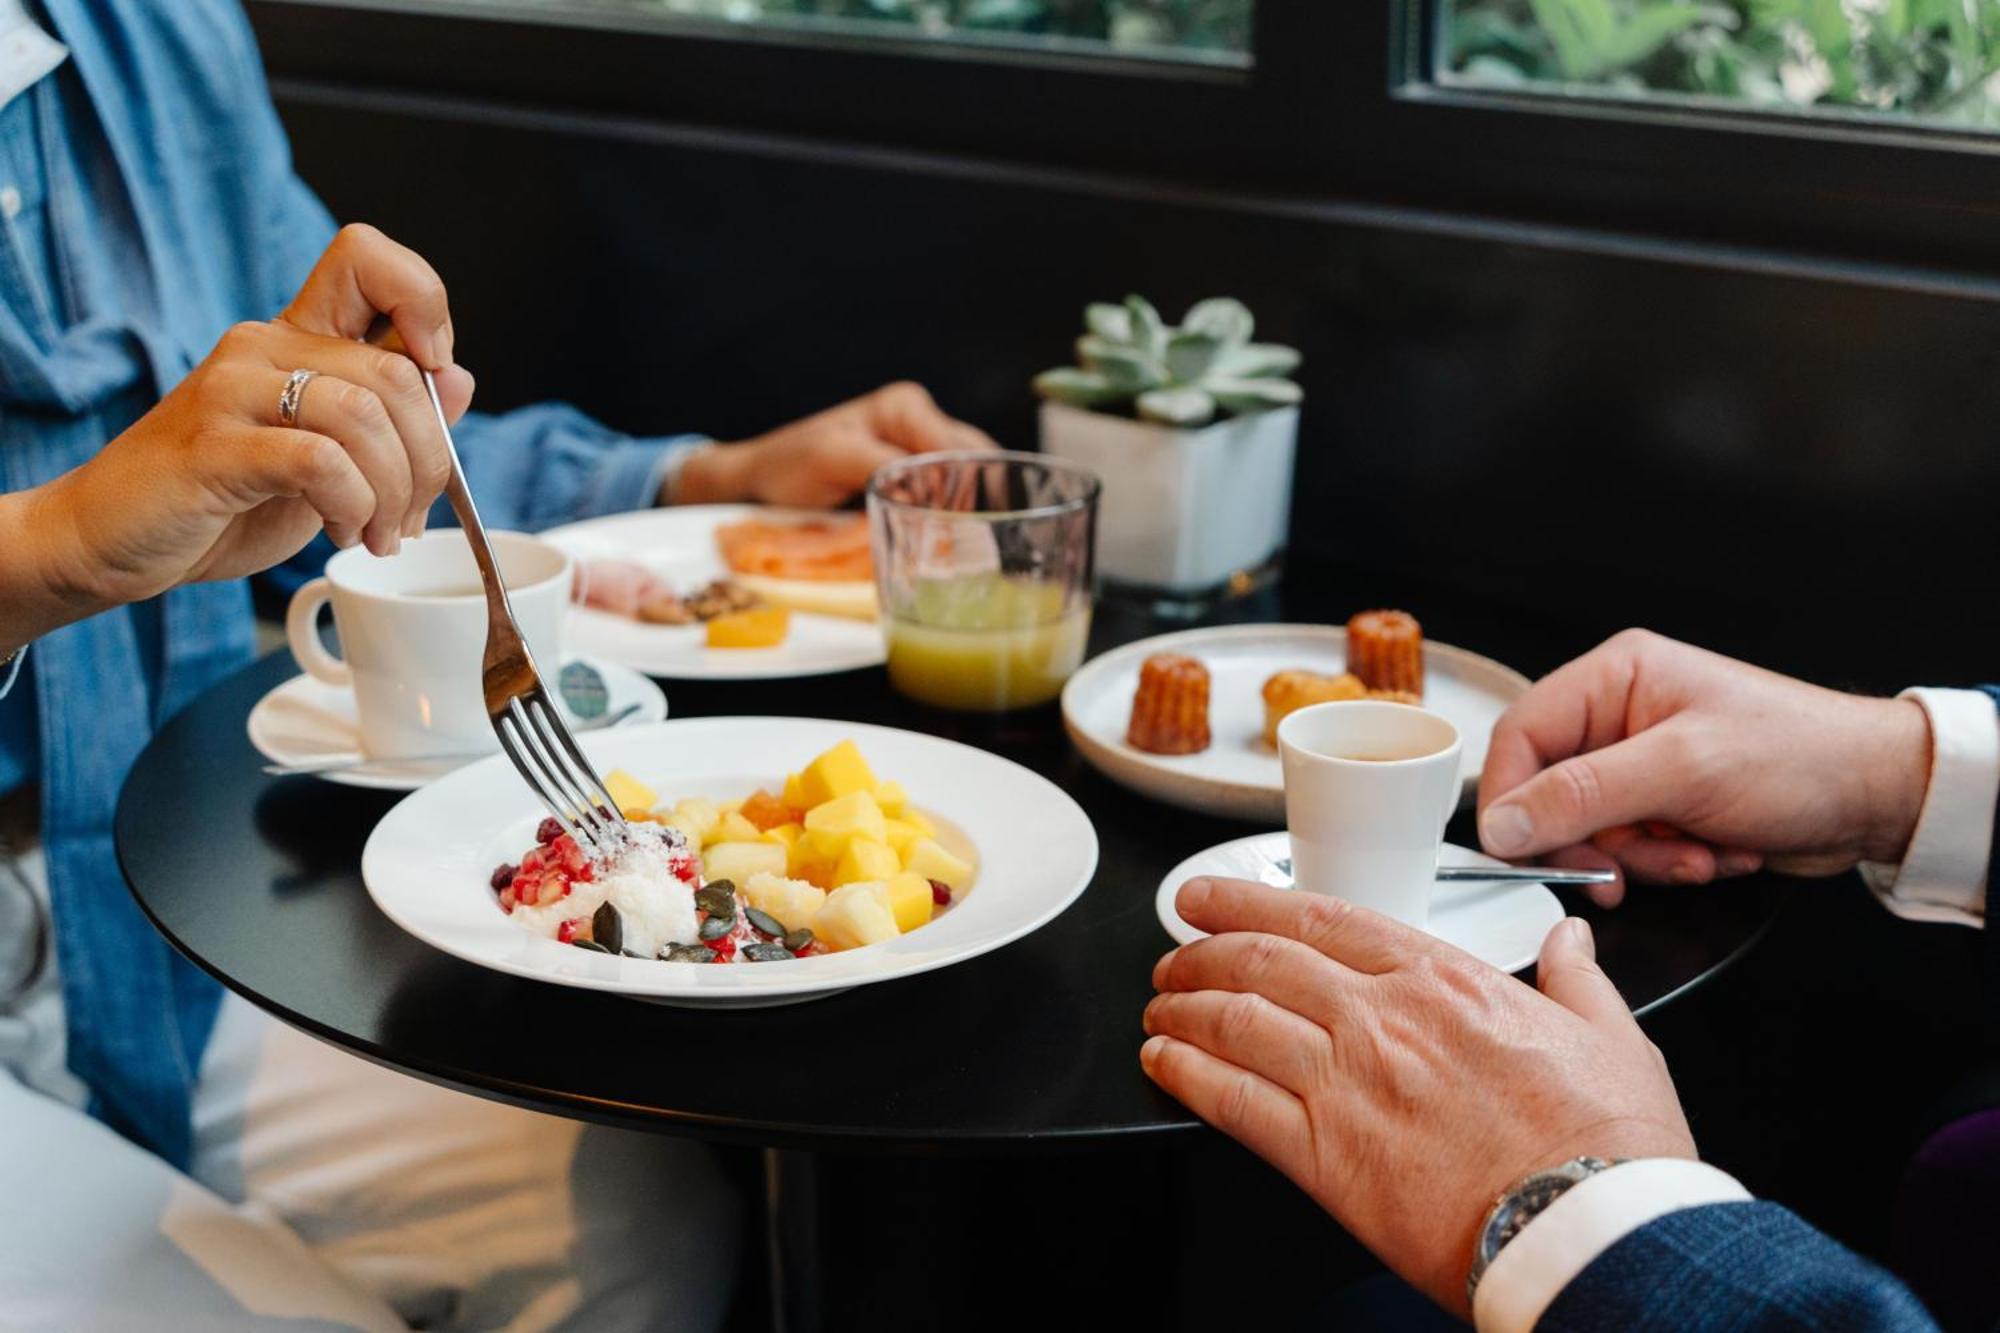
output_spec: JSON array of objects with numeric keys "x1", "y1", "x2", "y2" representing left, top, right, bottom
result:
[
  {"x1": 434, "y1": 406, "x2": 709, "y2": 533},
  {"x1": 1539, "y1": 1202, "x2": 1937, "y2": 1332}
]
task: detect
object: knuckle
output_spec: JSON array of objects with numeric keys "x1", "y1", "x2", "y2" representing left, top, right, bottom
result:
[
  {"x1": 1217, "y1": 993, "x2": 1264, "y2": 1045},
  {"x1": 1606, "y1": 627, "x2": 1658, "y2": 654},
  {"x1": 217, "y1": 320, "x2": 268, "y2": 357},
  {"x1": 882, "y1": 379, "x2": 932, "y2": 409},
  {"x1": 335, "y1": 221, "x2": 383, "y2": 250},
  {"x1": 1214, "y1": 1071, "x2": 1261, "y2": 1133},
  {"x1": 331, "y1": 381, "x2": 390, "y2": 431},
  {"x1": 371, "y1": 351, "x2": 423, "y2": 396},
  {"x1": 1550, "y1": 756, "x2": 1605, "y2": 822},
  {"x1": 1243, "y1": 932, "x2": 1291, "y2": 976}
]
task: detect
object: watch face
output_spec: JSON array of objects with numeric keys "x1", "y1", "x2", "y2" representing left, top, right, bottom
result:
[{"x1": 1474, "y1": 1158, "x2": 1619, "y2": 1291}]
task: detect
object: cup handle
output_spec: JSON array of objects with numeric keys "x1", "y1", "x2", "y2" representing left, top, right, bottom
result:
[{"x1": 285, "y1": 577, "x2": 351, "y2": 688}]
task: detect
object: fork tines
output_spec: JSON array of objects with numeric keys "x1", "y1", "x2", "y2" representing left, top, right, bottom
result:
[{"x1": 495, "y1": 691, "x2": 627, "y2": 853}]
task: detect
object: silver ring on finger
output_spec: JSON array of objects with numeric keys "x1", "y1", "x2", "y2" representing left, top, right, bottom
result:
[{"x1": 277, "y1": 368, "x2": 319, "y2": 428}]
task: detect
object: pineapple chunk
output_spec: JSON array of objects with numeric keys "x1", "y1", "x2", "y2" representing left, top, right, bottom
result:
[
  {"x1": 671, "y1": 798, "x2": 722, "y2": 844},
  {"x1": 882, "y1": 818, "x2": 924, "y2": 855},
  {"x1": 743, "y1": 873, "x2": 828, "y2": 932},
  {"x1": 803, "y1": 790, "x2": 887, "y2": 845},
  {"x1": 834, "y1": 837, "x2": 901, "y2": 888},
  {"x1": 904, "y1": 838, "x2": 974, "y2": 895},
  {"x1": 811, "y1": 882, "x2": 900, "y2": 951},
  {"x1": 604, "y1": 769, "x2": 658, "y2": 819},
  {"x1": 660, "y1": 817, "x2": 704, "y2": 848},
  {"x1": 798, "y1": 740, "x2": 878, "y2": 809},
  {"x1": 708, "y1": 810, "x2": 760, "y2": 846},
  {"x1": 761, "y1": 822, "x2": 804, "y2": 850},
  {"x1": 701, "y1": 841, "x2": 786, "y2": 886},
  {"x1": 874, "y1": 780, "x2": 909, "y2": 818},
  {"x1": 881, "y1": 872, "x2": 935, "y2": 933},
  {"x1": 901, "y1": 808, "x2": 938, "y2": 839},
  {"x1": 786, "y1": 838, "x2": 838, "y2": 889},
  {"x1": 780, "y1": 770, "x2": 812, "y2": 810}
]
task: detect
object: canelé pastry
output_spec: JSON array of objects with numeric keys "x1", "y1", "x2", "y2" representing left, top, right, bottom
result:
[
  {"x1": 1128, "y1": 654, "x2": 1212, "y2": 755},
  {"x1": 1261, "y1": 669, "x2": 1366, "y2": 747},
  {"x1": 1365, "y1": 688, "x2": 1423, "y2": 707},
  {"x1": 1346, "y1": 610, "x2": 1424, "y2": 699}
]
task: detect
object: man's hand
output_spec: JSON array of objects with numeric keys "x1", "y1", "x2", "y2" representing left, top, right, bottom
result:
[
  {"x1": 1142, "y1": 878, "x2": 1694, "y2": 1318},
  {"x1": 672, "y1": 381, "x2": 996, "y2": 509},
  {"x1": 24, "y1": 224, "x2": 473, "y2": 627},
  {"x1": 1478, "y1": 629, "x2": 1932, "y2": 904}
]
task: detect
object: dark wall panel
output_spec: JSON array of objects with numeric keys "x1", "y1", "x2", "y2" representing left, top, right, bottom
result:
[{"x1": 275, "y1": 94, "x2": 2000, "y2": 691}]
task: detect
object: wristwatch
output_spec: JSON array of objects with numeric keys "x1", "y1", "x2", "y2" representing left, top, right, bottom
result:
[{"x1": 1466, "y1": 1156, "x2": 1628, "y2": 1306}]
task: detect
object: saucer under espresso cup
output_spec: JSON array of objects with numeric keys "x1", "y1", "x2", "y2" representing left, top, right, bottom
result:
[
  {"x1": 284, "y1": 531, "x2": 570, "y2": 761},
  {"x1": 1277, "y1": 699, "x2": 1462, "y2": 928}
]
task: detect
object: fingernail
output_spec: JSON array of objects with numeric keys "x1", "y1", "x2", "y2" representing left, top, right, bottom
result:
[
  {"x1": 1141, "y1": 998, "x2": 1158, "y2": 1036},
  {"x1": 1178, "y1": 877, "x2": 1213, "y2": 912},
  {"x1": 1139, "y1": 1035, "x2": 1168, "y2": 1069},
  {"x1": 1567, "y1": 916, "x2": 1595, "y2": 960},
  {"x1": 1152, "y1": 949, "x2": 1179, "y2": 990},
  {"x1": 1717, "y1": 851, "x2": 1762, "y2": 877},
  {"x1": 1481, "y1": 803, "x2": 1534, "y2": 858}
]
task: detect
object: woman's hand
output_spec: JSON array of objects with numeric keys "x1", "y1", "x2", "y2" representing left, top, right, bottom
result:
[
  {"x1": 1477, "y1": 629, "x2": 1933, "y2": 903},
  {"x1": 1143, "y1": 878, "x2": 1694, "y2": 1318},
  {"x1": 3, "y1": 224, "x2": 473, "y2": 646},
  {"x1": 673, "y1": 381, "x2": 996, "y2": 509}
]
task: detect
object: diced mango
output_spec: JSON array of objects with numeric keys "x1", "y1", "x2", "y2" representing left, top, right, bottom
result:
[
  {"x1": 786, "y1": 837, "x2": 838, "y2": 889},
  {"x1": 761, "y1": 822, "x2": 804, "y2": 850},
  {"x1": 874, "y1": 780, "x2": 909, "y2": 818},
  {"x1": 701, "y1": 841, "x2": 786, "y2": 886},
  {"x1": 901, "y1": 808, "x2": 937, "y2": 839},
  {"x1": 798, "y1": 740, "x2": 877, "y2": 809},
  {"x1": 709, "y1": 810, "x2": 760, "y2": 846},
  {"x1": 743, "y1": 873, "x2": 828, "y2": 932},
  {"x1": 802, "y1": 828, "x2": 851, "y2": 863},
  {"x1": 882, "y1": 818, "x2": 924, "y2": 854},
  {"x1": 903, "y1": 838, "x2": 974, "y2": 895},
  {"x1": 706, "y1": 607, "x2": 790, "y2": 649},
  {"x1": 882, "y1": 872, "x2": 935, "y2": 933},
  {"x1": 604, "y1": 769, "x2": 658, "y2": 819},
  {"x1": 811, "y1": 882, "x2": 900, "y2": 951},
  {"x1": 781, "y1": 770, "x2": 811, "y2": 810},
  {"x1": 802, "y1": 790, "x2": 887, "y2": 845},
  {"x1": 670, "y1": 798, "x2": 721, "y2": 844},
  {"x1": 834, "y1": 837, "x2": 901, "y2": 888}
]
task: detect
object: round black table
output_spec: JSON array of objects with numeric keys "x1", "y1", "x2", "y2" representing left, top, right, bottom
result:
[{"x1": 116, "y1": 571, "x2": 1784, "y2": 1327}]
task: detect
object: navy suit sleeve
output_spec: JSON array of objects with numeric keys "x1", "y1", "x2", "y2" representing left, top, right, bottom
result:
[{"x1": 1540, "y1": 1203, "x2": 1937, "y2": 1332}]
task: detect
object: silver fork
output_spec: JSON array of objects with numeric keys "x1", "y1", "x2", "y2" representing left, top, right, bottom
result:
[{"x1": 420, "y1": 371, "x2": 626, "y2": 853}]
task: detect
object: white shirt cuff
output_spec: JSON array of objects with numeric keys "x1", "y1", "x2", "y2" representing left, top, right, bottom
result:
[
  {"x1": 1472, "y1": 1159, "x2": 1752, "y2": 1333},
  {"x1": 1859, "y1": 687, "x2": 1994, "y2": 928}
]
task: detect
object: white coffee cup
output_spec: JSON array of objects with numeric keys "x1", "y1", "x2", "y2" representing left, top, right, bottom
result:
[
  {"x1": 285, "y1": 531, "x2": 571, "y2": 759},
  {"x1": 1277, "y1": 701, "x2": 1463, "y2": 927}
]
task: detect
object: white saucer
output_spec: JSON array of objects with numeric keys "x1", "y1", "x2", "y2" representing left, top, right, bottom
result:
[
  {"x1": 1155, "y1": 834, "x2": 1565, "y2": 975},
  {"x1": 247, "y1": 655, "x2": 669, "y2": 791},
  {"x1": 1063, "y1": 624, "x2": 1532, "y2": 824}
]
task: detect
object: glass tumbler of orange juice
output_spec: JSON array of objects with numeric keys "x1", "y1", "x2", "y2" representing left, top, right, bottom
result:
[{"x1": 866, "y1": 452, "x2": 1100, "y2": 711}]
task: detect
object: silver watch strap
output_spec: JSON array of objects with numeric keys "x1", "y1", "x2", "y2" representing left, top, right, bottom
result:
[{"x1": 1466, "y1": 1156, "x2": 1628, "y2": 1306}]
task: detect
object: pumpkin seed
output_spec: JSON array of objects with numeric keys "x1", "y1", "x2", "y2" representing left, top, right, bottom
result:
[
  {"x1": 743, "y1": 942, "x2": 794, "y2": 962},
  {"x1": 781, "y1": 928, "x2": 814, "y2": 953},
  {"x1": 570, "y1": 939, "x2": 610, "y2": 954},
  {"x1": 591, "y1": 902, "x2": 624, "y2": 954},
  {"x1": 744, "y1": 906, "x2": 785, "y2": 938},
  {"x1": 695, "y1": 884, "x2": 736, "y2": 917},
  {"x1": 698, "y1": 914, "x2": 734, "y2": 942},
  {"x1": 661, "y1": 943, "x2": 712, "y2": 963}
]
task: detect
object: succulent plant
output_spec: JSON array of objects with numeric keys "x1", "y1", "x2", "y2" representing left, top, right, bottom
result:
[{"x1": 1033, "y1": 295, "x2": 1302, "y2": 427}]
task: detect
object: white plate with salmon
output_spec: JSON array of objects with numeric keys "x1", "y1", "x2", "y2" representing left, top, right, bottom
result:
[{"x1": 541, "y1": 505, "x2": 887, "y2": 680}]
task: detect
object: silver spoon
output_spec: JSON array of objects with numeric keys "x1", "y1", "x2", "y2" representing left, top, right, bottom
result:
[{"x1": 1268, "y1": 857, "x2": 1616, "y2": 887}]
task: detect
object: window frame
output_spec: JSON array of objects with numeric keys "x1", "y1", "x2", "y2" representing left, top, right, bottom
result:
[{"x1": 247, "y1": 0, "x2": 2000, "y2": 270}]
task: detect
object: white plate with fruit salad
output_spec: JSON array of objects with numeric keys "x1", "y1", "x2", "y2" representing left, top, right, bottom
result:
[{"x1": 362, "y1": 720, "x2": 1098, "y2": 1007}]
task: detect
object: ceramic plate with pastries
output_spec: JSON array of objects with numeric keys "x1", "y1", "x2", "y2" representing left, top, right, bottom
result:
[{"x1": 1061, "y1": 614, "x2": 1532, "y2": 823}]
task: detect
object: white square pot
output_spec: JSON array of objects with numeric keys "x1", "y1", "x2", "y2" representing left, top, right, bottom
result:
[{"x1": 1038, "y1": 400, "x2": 1299, "y2": 594}]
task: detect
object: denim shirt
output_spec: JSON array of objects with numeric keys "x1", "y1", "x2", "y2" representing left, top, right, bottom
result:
[{"x1": 0, "y1": 0, "x2": 700, "y2": 1167}]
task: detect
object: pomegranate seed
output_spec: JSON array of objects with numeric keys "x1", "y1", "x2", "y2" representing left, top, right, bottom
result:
[
  {"x1": 520, "y1": 848, "x2": 547, "y2": 875},
  {"x1": 929, "y1": 878, "x2": 951, "y2": 906},
  {"x1": 491, "y1": 863, "x2": 517, "y2": 891},
  {"x1": 498, "y1": 886, "x2": 516, "y2": 913},
  {"x1": 705, "y1": 934, "x2": 737, "y2": 962},
  {"x1": 536, "y1": 817, "x2": 564, "y2": 845},
  {"x1": 557, "y1": 919, "x2": 581, "y2": 944}
]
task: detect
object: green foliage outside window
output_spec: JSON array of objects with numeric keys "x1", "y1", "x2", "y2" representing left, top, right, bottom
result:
[
  {"x1": 628, "y1": 0, "x2": 1250, "y2": 54},
  {"x1": 1447, "y1": 0, "x2": 2000, "y2": 126}
]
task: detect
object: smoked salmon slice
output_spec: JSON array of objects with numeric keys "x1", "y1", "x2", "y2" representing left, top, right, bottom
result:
[{"x1": 716, "y1": 515, "x2": 873, "y2": 583}]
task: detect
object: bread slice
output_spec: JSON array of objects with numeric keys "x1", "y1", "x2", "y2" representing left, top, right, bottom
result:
[{"x1": 736, "y1": 574, "x2": 877, "y2": 622}]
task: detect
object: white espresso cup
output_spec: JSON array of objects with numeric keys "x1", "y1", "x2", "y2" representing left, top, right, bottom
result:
[
  {"x1": 1277, "y1": 700, "x2": 1464, "y2": 927},
  {"x1": 285, "y1": 531, "x2": 571, "y2": 760}
]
